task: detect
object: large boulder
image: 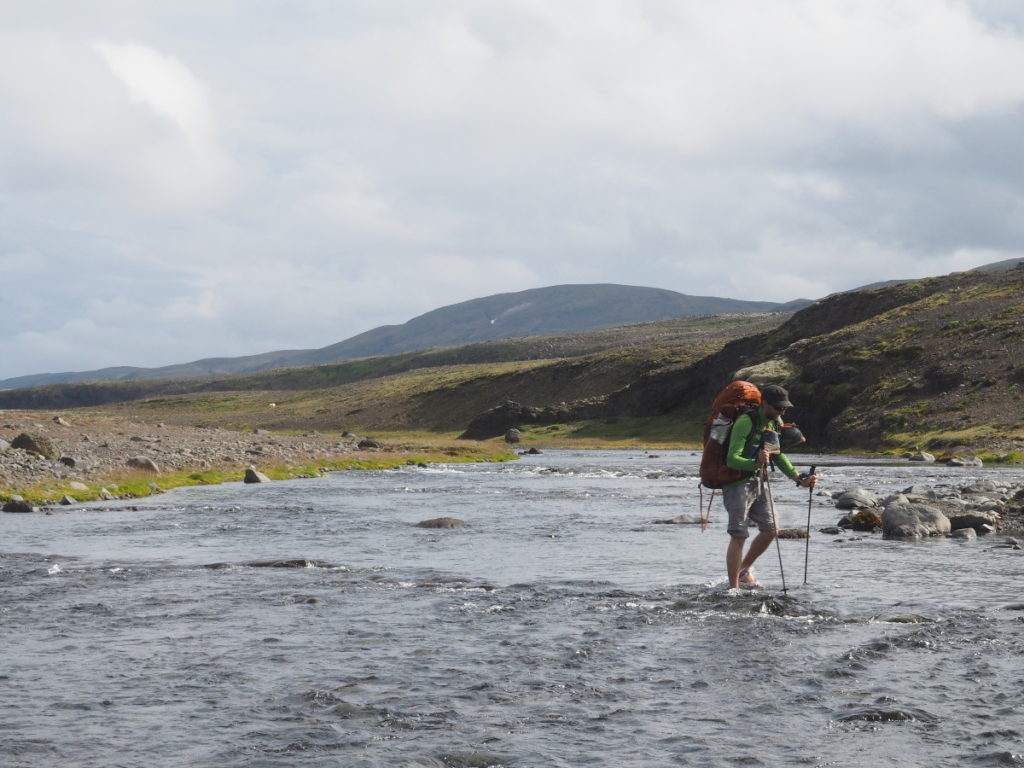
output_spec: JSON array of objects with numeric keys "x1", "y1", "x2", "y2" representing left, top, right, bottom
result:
[
  {"x1": 11, "y1": 433, "x2": 58, "y2": 460},
  {"x1": 882, "y1": 503, "x2": 951, "y2": 538},
  {"x1": 3, "y1": 497, "x2": 37, "y2": 513},
  {"x1": 244, "y1": 466, "x2": 272, "y2": 483},
  {"x1": 126, "y1": 456, "x2": 160, "y2": 473}
]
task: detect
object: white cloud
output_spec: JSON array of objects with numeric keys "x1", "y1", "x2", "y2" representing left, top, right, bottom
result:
[
  {"x1": 0, "y1": 33, "x2": 235, "y2": 210},
  {"x1": 91, "y1": 41, "x2": 214, "y2": 139},
  {"x1": 3, "y1": 1, "x2": 1024, "y2": 379}
]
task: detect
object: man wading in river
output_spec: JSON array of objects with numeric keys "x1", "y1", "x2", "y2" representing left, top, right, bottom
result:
[{"x1": 723, "y1": 384, "x2": 816, "y2": 589}]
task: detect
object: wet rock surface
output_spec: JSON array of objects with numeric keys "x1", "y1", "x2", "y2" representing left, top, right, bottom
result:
[
  {"x1": 415, "y1": 517, "x2": 467, "y2": 529},
  {"x1": 834, "y1": 479, "x2": 1024, "y2": 537}
]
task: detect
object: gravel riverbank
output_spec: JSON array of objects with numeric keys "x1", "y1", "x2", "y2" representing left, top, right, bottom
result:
[{"x1": 0, "y1": 410, "x2": 443, "y2": 502}]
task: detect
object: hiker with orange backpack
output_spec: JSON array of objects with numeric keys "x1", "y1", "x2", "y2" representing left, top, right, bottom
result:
[{"x1": 702, "y1": 383, "x2": 816, "y2": 589}]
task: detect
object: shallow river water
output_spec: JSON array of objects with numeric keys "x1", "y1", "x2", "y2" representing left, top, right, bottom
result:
[{"x1": 2, "y1": 450, "x2": 1023, "y2": 767}]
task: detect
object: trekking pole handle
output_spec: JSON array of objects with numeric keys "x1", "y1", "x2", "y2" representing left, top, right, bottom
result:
[{"x1": 795, "y1": 465, "x2": 817, "y2": 487}]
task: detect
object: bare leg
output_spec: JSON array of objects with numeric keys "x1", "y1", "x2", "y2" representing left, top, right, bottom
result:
[
  {"x1": 740, "y1": 530, "x2": 777, "y2": 574},
  {"x1": 726, "y1": 536, "x2": 746, "y2": 588}
]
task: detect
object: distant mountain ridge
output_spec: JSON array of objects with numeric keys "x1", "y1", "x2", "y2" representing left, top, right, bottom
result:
[{"x1": 0, "y1": 283, "x2": 806, "y2": 389}]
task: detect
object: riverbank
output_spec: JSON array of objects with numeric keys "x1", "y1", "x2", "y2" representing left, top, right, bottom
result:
[{"x1": 0, "y1": 410, "x2": 515, "y2": 506}]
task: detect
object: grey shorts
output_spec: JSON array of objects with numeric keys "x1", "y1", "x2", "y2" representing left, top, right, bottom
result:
[{"x1": 723, "y1": 479, "x2": 775, "y2": 538}]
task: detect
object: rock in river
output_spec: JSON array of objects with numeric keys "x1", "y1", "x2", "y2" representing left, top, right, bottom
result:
[
  {"x1": 882, "y1": 503, "x2": 951, "y2": 538},
  {"x1": 416, "y1": 517, "x2": 467, "y2": 529},
  {"x1": 3, "y1": 498, "x2": 37, "y2": 513}
]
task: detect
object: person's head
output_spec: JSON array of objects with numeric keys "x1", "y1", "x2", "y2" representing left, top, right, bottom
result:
[{"x1": 761, "y1": 384, "x2": 793, "y2": 418}]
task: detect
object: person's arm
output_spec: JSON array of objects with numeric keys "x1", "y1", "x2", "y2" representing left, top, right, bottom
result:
[
  {"x1": 725, "y1": 414, "x2": 758, "y2": 473},
  {"x1": 773, "y1": 420, "x2": 816, "y2": 487},
  {"x1": 774, "y1": 451, "x2": 797, "y2": 479}
]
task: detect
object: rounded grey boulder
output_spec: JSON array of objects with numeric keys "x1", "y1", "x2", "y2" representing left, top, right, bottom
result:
[{"x1": 882, "y1": 504, "x2": 951, "y2": 538}]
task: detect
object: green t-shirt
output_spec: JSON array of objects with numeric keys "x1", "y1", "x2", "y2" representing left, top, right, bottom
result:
[{"x1": 724, "y1": 407, "x2": 796, "y2": 484}]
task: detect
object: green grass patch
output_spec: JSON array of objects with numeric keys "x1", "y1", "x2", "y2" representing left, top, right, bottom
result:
[
  {"x1": 880, "y1": 424, "x2": 1007, "y2": 452},
  {"x1": 513, "y1": 412, "x2": 702, "y2": 448},
  {"x1": 1, "y1": 445, "x2": 517, "y2": 507}
]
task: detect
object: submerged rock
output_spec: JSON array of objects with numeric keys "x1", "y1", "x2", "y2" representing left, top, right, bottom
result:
[
  {"x1": 242, "y1": 559, "x2": 318, "y2": 568},
  {"x1": 835, "y1": 706, "x2": 938, "y2": 724},
  {"x1": 416, "y1": 517, "x2": 467, "y2": 529},
  {"x1": 653, "y1": 514, "x2": 704, "y2": 525},
  {"x1": 951, "y1": 528, "x2": 978, "y2": 541},
  {"x1": 776, "y1": 528, "x2": 808, "y2": 539}
]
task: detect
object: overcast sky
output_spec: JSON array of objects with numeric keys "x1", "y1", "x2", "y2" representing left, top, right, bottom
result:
[{"x1": 3, "y1": 1, "x2": 1024, "y2": 378}]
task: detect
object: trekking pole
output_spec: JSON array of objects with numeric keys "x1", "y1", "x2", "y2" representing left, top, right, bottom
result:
[
  {"x1": 762, "y1": 465, "x2": 787, "y2": 595},
  {"x1": 801, "y1": 465, "x2": 816, "y2": 585}
]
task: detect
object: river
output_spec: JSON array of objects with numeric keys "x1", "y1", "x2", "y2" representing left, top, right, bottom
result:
[{"x1": 2, "y1": 450, "x2": 1022, "y2": 767}]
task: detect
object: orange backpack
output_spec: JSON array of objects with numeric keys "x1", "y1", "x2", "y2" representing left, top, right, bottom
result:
[{"x1": 698, "y1": 380, "x2": 762, "y2": 489}]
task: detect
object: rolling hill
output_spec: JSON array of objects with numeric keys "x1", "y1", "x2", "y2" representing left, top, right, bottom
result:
[{"x1": 0, "y1": 283, "x2": 805, "y2": 389}]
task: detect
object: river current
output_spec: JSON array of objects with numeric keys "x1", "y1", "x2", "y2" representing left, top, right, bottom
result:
[{"x1": 2, "y1": 450, "x2": 1022, "y2": 767}]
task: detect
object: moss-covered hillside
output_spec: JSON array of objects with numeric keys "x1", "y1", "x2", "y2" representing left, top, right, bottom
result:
[{"x1": 3, "y1": 266, "x2": 1023, "y2": 455}]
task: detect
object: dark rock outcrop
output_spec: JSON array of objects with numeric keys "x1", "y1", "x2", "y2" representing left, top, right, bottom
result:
[{"x1": 459, "y1": 399, "x2": 606, "y2": 440}]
